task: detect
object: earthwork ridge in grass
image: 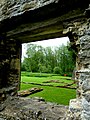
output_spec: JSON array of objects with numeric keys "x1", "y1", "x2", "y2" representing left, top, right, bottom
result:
[{"x1": 21, "y1": 79, "x2": 76, "y2": 89}]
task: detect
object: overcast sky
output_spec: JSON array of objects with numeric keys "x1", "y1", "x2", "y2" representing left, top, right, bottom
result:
[{"x1": 22, "y1": 37, "x2": 69, "y2": 61}]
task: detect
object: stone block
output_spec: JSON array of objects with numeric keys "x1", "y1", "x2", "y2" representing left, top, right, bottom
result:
[
  {"x1": 82, "y1": 97, "x2": 90, "y2": 111},
  {"x1": 82, "y1": 79, "x2": 90, "y2": 92},
  {"x1": 69, "y1": 99, "x2": 82, "y2": 112}
]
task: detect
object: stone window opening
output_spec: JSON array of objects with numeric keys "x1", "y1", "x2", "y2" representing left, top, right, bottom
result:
[{"x1": 20, "y1": 37, "x2": 76, "y2": 105}]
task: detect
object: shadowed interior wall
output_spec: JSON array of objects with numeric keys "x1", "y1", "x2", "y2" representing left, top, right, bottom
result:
[{"x1": 0, "y1": 36, "x2": 21, "y2": 101}]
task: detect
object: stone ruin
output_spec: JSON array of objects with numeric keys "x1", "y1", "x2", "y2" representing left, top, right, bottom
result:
[{"x1": 0, "y1": 0, "x2": 90, "y2": 119}]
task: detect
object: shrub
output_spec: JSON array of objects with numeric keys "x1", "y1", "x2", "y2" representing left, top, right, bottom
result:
[{"x1": 53, "y1": 67, "x2": 60, "y2": 74}]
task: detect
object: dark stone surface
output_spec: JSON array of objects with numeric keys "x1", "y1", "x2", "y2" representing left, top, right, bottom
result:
[
  {"x1": 0, "y1": 97, "x2": 68, "y2": 120},
  {"x1": 0, "y1": 37, "x2": 21, "y2": 102},
  {"x1": 0, "y1": 0, "x2": 89, "y2": 42}
]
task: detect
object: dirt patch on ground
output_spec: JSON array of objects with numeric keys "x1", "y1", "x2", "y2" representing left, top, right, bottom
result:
[{"x1": 43, "y1": 80, "x2": 63, "y2": 83}]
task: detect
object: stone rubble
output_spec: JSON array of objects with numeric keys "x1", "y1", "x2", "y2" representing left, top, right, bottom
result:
[{"x1": 0, "y1": 97, "x2": 68, "y2": 120}]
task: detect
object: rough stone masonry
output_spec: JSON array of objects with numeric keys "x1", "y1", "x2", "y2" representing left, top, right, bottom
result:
[{"x1": 0, "y1": 0, "x2": 90, "y2": 119}]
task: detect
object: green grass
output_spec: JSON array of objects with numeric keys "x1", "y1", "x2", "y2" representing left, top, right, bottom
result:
[
  {"x1": 20, "y1": 72, "x2": 76, "y2": 105},
  {"x1": 21, "y1": 71, "x2": 54, "y2": 77}
]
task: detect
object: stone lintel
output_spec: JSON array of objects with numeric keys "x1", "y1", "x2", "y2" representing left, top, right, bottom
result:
[{"x1": 0, "y1": 0, "x2": 89, "y2": 43}]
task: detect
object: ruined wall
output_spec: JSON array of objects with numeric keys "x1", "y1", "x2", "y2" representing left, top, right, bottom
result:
[
  {"x1": 0, "y1": 0, "x2": 57, "y2": 22},
  {"x1": 63, "y1": 12, "x2": 90, "y2": 119},
  {"x1": 78, "y1": 21, "x2": 90, "y2": 120},
  {"x1": 0, "y1": 36, "x2": 21, "y2": 101},
  {"x1": 0, "y1": 0, "x2": 90, "y2": 120},
  {"x1": 0, "y1": 97, "x2": 68, "y2": 120}
]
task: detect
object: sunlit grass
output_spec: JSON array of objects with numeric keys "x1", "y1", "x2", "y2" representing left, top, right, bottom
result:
[{"x1": 20, "y1": 72, "x2": 76, "y2": 105}]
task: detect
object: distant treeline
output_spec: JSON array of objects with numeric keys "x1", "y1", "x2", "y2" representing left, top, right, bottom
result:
[{"x1": 21, "y1": 43, "x2": 76, "y2": 76}]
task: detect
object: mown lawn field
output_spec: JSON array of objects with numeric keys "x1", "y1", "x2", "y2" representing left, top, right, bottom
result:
[{"x1": 20, "y1": 71, "x2": 76, "y2": 105}]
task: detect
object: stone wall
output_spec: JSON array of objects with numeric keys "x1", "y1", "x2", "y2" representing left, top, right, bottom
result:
[
  {"x1": 0, "y1": 36, "x2": 21, "y2": 101},
  {"x1": 0, "y1": 97, "x2": 68, "y2": 120},
  {"x1": 78, "y1": 24, "x2": 90, "y2": 120},
  {"x1": 69, "y1": 18, "x2": 90, "y2": 120},
  {"x1": 0, "y1": 0, "x2": 57, "y2": 22},
  {"x1": 63, "y1": 11, "x2": 90, "y2": 119},
  {"x1": 0, "y1": 1, "x2": 90, "y2": 120}
]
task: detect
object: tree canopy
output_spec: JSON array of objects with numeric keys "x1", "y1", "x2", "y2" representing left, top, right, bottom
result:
[{"x1": 21, "y1": 43, "x2": 76, "y2": 76}]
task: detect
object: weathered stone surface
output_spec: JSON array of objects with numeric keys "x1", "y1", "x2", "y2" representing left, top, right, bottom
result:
[
  {"x1": 65, "y1": 99, "x2": 82, "y2": 120},
  {"x1": 0, "y1": 1, "x2": 90, "y2": 120},
  {"x1": 0, "y1": 0, "x2": 89, "y2": 22},
  {"x1": 18, "y1": 87, "x2": 43, "y2": 97},
  {"x1": 0, "y1": 97, "x2": 68, "y2": 120},
  {"x1": 0, "y1": 37, "x2": 21, "y2": 101},
  {"x1": 63, "y1": 15, "x2": 90, "y2": 119},
  {"x1": 0, "y1": 0, "x2": 89, "y2": 43},
  {"x1": 75, "y1": 19, "x2": 90, "y2": 120},
  {"x1": 0, "y1": 0, "x2": 57, "y2": 22}
]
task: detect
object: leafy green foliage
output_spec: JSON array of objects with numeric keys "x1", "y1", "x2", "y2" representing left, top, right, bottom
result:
[
  {"x1": 53, "y1": 67, "x2": 61, "y2": 74},
  {"x1": 21, "y1": 43, "x2": 76, "y2": 76}
]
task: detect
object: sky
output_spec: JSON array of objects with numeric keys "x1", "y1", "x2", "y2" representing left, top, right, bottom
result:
[{"x1": 22, "y1": 37, "x2": 69, "y2": 61}]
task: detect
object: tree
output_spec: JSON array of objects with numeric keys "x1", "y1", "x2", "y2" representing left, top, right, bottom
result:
[
  {"x1": 44, "y1": 47, "x2": 56, "y2": 72},
  {"x1": 53, "y1": 44, "x2": 76, "y2": 76},
  {"x1": 21, "y1": 43, "x2": 76, "y2": 76},
  {"x1": 23, "y1": 44, "x2": 45, "y2": 72}
]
